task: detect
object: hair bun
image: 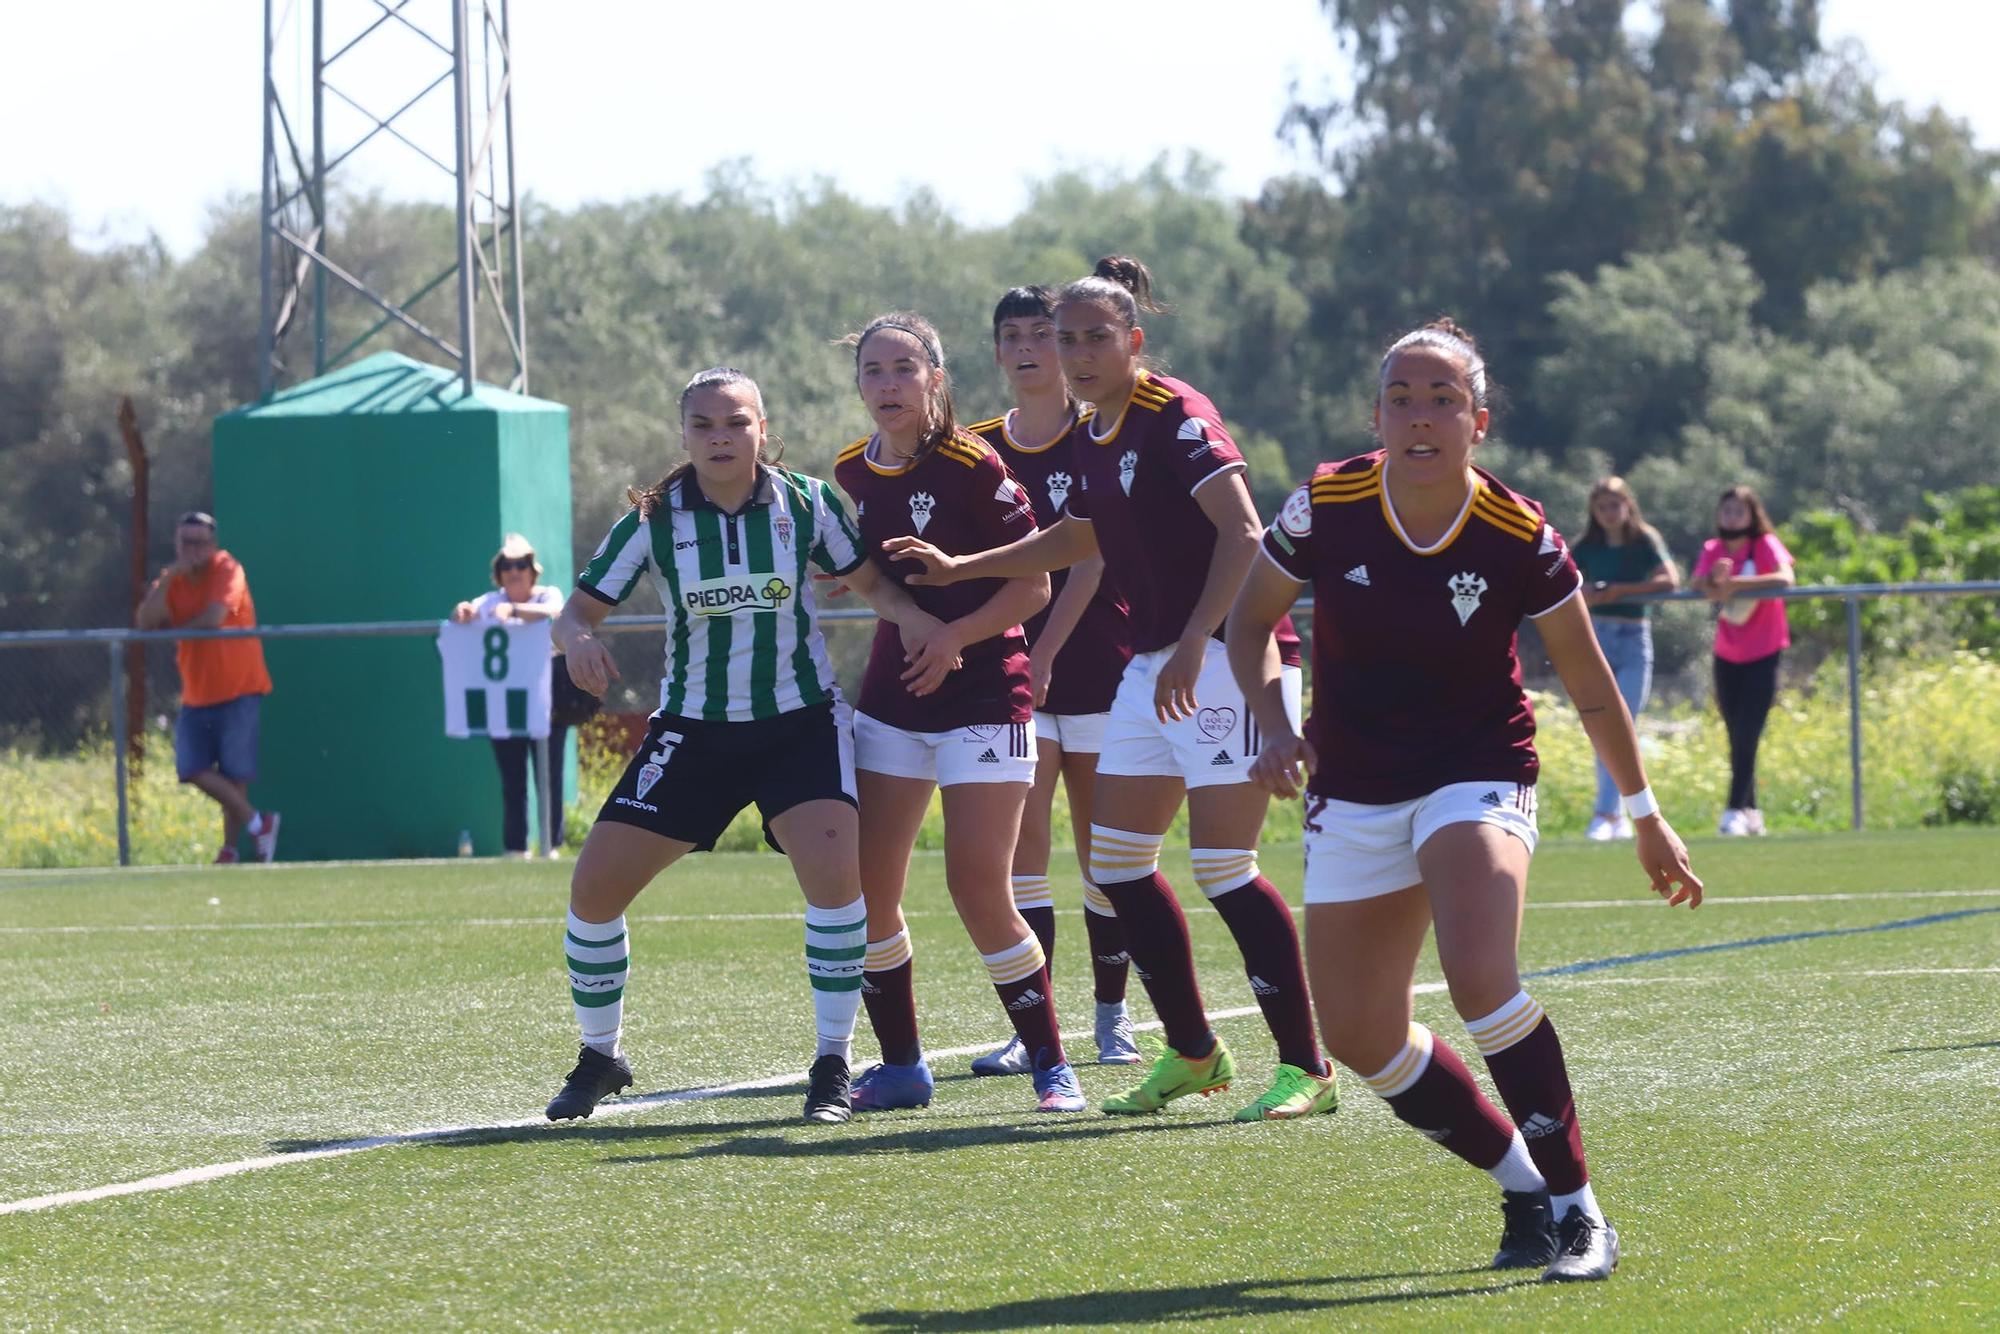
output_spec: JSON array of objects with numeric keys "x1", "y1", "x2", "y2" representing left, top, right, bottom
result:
[
  {"x1": 1425, "y1": 316, "x2": 1477, "y2": 349},
  {"x1": 1092, "y1": 255, "x2": 1167, "y2": 313}
]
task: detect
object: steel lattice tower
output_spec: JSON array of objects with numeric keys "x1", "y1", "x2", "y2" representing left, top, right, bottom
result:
[{"x1": 258, "y1": 0, "x2": 526, "y2": 398}]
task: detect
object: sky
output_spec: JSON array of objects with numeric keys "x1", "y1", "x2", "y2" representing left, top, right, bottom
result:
[{"x1": 1, "y1": 0, "x2": 1994, "y2": 256}]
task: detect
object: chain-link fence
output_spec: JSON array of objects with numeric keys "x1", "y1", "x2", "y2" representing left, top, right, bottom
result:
[{"x1": 3, "y1": 583, "x2": 1997, "y2": 867}]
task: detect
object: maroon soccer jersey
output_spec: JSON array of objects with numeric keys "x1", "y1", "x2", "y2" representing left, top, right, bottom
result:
[
  {"x1": 1066, "y1": 372, "x2": 1300, "y2": 664},
  {"x1": 1261, "y1": 452, "x2": 1583, "y2": 803},
  {"x1": 834, "y1": 431, "x2": 1037, "y2": 730},
  {"x1": 971, "y1": 409, "x2": 1133, "y2": 715}
]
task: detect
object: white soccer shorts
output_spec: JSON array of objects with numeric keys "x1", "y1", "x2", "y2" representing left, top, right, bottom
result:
[
  {"x1": 853, "y1": 711, "x2": 1038, "y2": 786},
  {"x1": 1301, "y1": 781, "x2": 1540, "y2": 903},
  {"x1": 1096, "y1": 639, "x2": 1302, "y2": 790},
  {"x1": 1031, "y1": 709, "x2": 1109, "y2": 756}
]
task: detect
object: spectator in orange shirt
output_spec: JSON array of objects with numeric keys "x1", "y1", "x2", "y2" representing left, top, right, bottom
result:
[{"x1": 135, "y1": 512, "x2": 279, "y2": 863}]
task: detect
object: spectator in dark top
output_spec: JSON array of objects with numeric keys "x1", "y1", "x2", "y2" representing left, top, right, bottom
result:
[{"x1": 1572, "y1": 479, "x2": 1678, "y2": 841}]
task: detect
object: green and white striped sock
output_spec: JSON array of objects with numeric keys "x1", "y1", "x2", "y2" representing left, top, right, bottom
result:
[
  {"x1": 566, "y1": 909, "x2": 628, "y2": 1058},
  {"x1": 804, "y1": 897, "x2": 867, "y2": 1061}
]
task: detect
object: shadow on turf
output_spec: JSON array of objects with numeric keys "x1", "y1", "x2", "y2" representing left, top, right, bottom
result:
[
  {"x1": 597, "y1": 1114, "x2": 1211, "y2": 1164},
  {"x1": 850, "y1": 1269, "x2": 1534, "y2": 1329},
  {"x1": 1889, "y1": 1038, "x2": 2000, "y2": 1053}
]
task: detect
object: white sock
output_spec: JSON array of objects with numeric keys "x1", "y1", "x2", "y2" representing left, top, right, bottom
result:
[
  {"x1": 805, "y1": 897, "x2": 867, "y2": 1061},
  {"x1": 1552, "y1": 1182, "x2": 1603, "y2": 1224},
  {"x1": 565, "y1": 910, "x2": 628, "y2": 1058},
  {"x1": 1488, "y1": 1130, "x2": 1547, "y2": 1194}
]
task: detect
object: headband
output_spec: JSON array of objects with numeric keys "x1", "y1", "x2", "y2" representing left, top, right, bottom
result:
[{"x1": 858, "y1": 322, "x2": 942, "y2": 369}]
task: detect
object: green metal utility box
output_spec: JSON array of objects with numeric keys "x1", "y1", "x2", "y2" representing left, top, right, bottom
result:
[{"x1": 212, "y1": 352, "x2": 572, "y2": 860}]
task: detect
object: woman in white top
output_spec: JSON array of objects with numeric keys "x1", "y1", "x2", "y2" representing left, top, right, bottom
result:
[{"x1": 450, "y1": 534, "x2": 567, "y2": 856}]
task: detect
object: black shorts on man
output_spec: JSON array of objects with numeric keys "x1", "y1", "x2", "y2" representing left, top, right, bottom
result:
[{"x1": 595, "y1": 702, "x2": 856, "y2": 851}]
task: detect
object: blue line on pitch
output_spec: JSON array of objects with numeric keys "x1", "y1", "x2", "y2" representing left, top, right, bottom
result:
[{"x1": 1525, "y1": 906, "x2": 2000, "y2": 979}]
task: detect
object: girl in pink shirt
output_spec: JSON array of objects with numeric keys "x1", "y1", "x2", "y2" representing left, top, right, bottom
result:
[{"x1": 1691, "y1": 486, "x2": 1795, "y2": 835}]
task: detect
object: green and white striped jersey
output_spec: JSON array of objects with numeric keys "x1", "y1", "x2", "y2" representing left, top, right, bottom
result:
[{"x1": 577, "y1": 466, "x2": 866, "y2": 722}]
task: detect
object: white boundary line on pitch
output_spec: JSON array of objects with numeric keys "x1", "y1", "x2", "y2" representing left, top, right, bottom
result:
[
  {"x1": 7, "y1": 887, "x2": 2000, "y2": 936},
  {"x1": 11, "y1": 954, "x2": 2000, "y2": 1218}
]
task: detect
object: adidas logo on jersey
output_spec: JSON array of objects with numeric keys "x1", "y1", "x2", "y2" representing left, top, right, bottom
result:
[
  {"x1": 976, "y1": 749, "x2": 1000, "y2": 764},
  {"x1": 1520, "y1": 1112, "x2": 1564, "y2": 1140},
  {"x1": 1248, "y1": 974, "x2": 1279, "y2": 997},
  {"x1": 1480, "y1": 790, "x2": 1502, "y2": 807},
  {"x1": 1209, "y1": 750, "x2": 1234, "y2": 767},
  {"x1": 1345, "y1": 565, "x2": 1371, "y2": 586},
  {"x1": 1007, "y1": 987, "x2": 1046, "y2": 1012}
]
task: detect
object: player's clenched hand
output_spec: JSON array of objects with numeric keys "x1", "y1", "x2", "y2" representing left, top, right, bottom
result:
[
  {"x1": 565, "y1": 636, "x2": 619, "y2": 698},
  {"x1": 899, "y1": 614, "x2": 964, "y2": 696},
  {"x1": 881, "y1": 536, "x2": 962, "y2": 586},
  {"x1": 1247, "y1": 733, "x2": 1316, "y2": 799},
  {"x1": 1155, "y1": 636, "x2": 1205, "y2": 722},
  {"x1": 1635, "y1": 816, "x2": 1703, "y2": 908}
]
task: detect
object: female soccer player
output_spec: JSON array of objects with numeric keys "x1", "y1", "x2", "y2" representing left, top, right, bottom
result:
[
  {"x1": 1226, "y1": 319, "x2": 1704, "y2": 1281},
  {"x1": 886, "y1": 259, "x2": 1336, "y2": 1122},
  {"x1": 545, "y1": 367, "x2": 950, "y2": 1127},
  {"x1": 833, "y1": 311, "x2": 1087, "y2": 1115},
  {"x1": 964, "y1": 285, "x2": 1140, "y2": 1075}
]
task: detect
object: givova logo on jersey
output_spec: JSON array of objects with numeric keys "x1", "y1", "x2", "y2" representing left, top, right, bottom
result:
[{"x1": 684, "y1": 574, "x2": 792, "y2": 616}]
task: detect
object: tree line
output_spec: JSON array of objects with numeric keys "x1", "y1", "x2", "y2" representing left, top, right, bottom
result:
[{"x1": 4, "y1": 0, "x2": 1998, "y2": 739}]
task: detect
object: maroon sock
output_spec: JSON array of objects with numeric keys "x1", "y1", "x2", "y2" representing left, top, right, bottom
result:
[
  {"x1": 1381, "y1": 1034, "x2": 1517, "y2": 1170},
  {"x1": 860, "y1": 961, "x2": 922, "y2": 1066},
  {"x1": 1481, "y1": 1016, "x2": 1589, "y2": 1194},
  {"x1": 1019, "y1": 905, "x2": 1057, "y2": 975},
  {"x1": 1099, "y1": 872, "x2": 1212, "y2": 1056},
  {"x1": 1207, "y1": 876, "x2": 1324, "y2": 1074},
  {"x1": 994, "y1": 963, "x2": 1066, "y2": 1067},
  {"x1": 1082, "y1": 908, "x2": 1131, "y2": 1004}
]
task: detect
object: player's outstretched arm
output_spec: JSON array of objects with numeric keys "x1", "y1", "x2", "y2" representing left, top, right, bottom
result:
[
  {"x1": 553, "y1": 593, "x2": 620, "y2": 698},
  {"x1": 1227, "y1": 550, "x2": 1313, "y2": 799},
  {"x1": 1539, "y1": 592, "x2": 1704, "y2": 908},
  {"x1": 897, "y1": 573, "x2": 1051, "y2": 696},
  {"x1": 883, "y1": 516, "x2": 1097, "y2": 586},
  {"x1": 841, "y1": 559, "x2": 960, "y2": 692}
]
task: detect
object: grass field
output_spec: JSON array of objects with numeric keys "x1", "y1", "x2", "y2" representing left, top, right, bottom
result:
[{"x1": 3, "y1": 829, "x2": 1998, "y2": 1330}]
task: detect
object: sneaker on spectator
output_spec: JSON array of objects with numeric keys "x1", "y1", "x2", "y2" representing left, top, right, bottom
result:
[
  {"x1": 1613, "y1": 812, "x2": 1635, "y2": 840},
  {"x1": 1718, "y1": 808, "x2": 1749, "y2": 837},
  {"x1": 251, "y1": 811, "x2": 281, "y2": 863},
  {"x1": 214, "y1": 846, "x2": 241, "y2": 865},
  {"x1": 1741, "y1": 808, "x2": 1767, "y2": 836},
  {"x1": 1585, "y1": 815, "x2": 1619, "y2": 842}
]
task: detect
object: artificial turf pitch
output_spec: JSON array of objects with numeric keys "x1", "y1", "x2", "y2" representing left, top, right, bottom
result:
[{"x1": 2, "y1": 829, "x2": 1997, "y2": 1330}]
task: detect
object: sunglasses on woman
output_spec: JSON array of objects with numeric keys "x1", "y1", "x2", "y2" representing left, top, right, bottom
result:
[{"x1": 495, "y1": 558, "x2": 535, "y2": 574}]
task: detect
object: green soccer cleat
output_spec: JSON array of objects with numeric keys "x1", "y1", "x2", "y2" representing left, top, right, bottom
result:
[
  {"x1": 1232, "y1": 1061, "x2": 1340, "y2": 1122},
  {"x1": 1100, "y1": 1037, "x2": 1236, "y2": 1115}
]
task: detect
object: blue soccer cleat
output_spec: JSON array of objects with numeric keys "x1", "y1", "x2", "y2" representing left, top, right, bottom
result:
[
  {"x1": 1032, "y1": 1059, "x2": 1087, "y2": 1113},
  {"x1": 849, "y1": 1058, "x2": 935, "y2": 1111}
]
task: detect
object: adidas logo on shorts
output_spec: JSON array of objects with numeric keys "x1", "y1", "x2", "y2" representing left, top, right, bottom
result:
[
  {"x1": 1210, "y1": 750, "x2": 1233, "y2": 766},
  {"x1": 1480, "y1": 790, "x2": 1502, "y2": 807},
  {"x1": 1007, "y1": 987, "x2": 1045, "y2": 1011},
  {"x1": 977, "y1": 749, "x2": 1000, "y2": 764},
  {"x1": 1345, "y1": 564, "x2": 1371, "y2": 586}
]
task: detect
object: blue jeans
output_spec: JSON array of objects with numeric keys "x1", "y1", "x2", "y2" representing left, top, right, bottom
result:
[
  {"x1": 1591, "y1": 618, "x2": 1652, "y2": 814},
  {"x1": 175, "y1": 694, "x2": 262, "y2": 782}
]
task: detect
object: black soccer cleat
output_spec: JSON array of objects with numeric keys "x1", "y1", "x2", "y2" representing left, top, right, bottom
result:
[
  {"x1": 545, "y1": 1044, "x2": 633, "y2": 1121},
  {"x1": 1491, "y1": 1189, "x2": 1559, "y2": 1269},
  {"x1": 1542, "y1": 1205, "x2": 1620, "y2": 1282},
  {"x1": 803, "y1": 1053, "x2": 853, "y2": 1124}
]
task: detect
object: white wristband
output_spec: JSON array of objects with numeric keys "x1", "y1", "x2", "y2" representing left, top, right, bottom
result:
[{"x1": 1622, "y1": 786, "x2": 1660, "y2": 820}]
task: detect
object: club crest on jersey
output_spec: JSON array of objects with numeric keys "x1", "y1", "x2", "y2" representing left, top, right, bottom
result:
[
  {"x1": 1046, "y1": 471, "x2": 1073, "y2": 511},
  {"x1": 1118, "y1": 450, "x2": 1138, "y2": 495},
  {"x1": 1448, "y1": 571, "x2": 1488, "y2": 625},
  {"x1": 773, "y1": 514, "x2": 793, "y2": 547},
  {"x1": 909, "y1": 491, "x2": 936, "y2": 533},
  {"x1": 1278, "y1": 487, "x2": 1313, "y2": 537},
  {"x1": 1178, "y1": 417, "x2": 1214, "y2": 459}
]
